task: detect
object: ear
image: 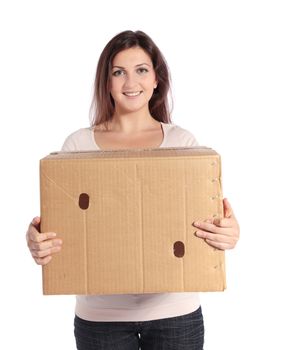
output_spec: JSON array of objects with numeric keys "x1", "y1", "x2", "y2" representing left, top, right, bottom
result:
[{"x1": 154, "y1": 81, "x2": 158, "y2": 89}]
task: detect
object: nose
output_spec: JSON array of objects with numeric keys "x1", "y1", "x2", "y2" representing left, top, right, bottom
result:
[{"x1": 123, "y1": 72, "x2": 138, "y2": 89}]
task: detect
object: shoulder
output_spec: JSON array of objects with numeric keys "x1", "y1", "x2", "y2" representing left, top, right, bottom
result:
[
  {"x1": 162, "y1": 122, "x2": 199, "y2": 147},
  {"x1": 61, "y1": 127, "x2": 94, "y2": 151}
]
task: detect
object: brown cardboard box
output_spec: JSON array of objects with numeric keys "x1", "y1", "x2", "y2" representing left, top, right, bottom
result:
[{"x1": 40, "y1": 147, "x2": 226, "y2": 295}]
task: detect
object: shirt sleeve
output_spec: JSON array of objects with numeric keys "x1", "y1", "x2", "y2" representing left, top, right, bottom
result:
[
  {"x1": 61, "y1": 134, "x2": 76, "y2": 152},
  {"x1": 181, "y1": 129, "x2": 199, "y2": 147},
  {"x1": 185, "y1": 134, "x2": 199, "y2": 147}
]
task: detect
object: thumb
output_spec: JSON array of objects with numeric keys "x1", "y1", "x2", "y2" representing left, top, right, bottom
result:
[
  {"x1": 31, "y1": 216, "x2": 41, "y2": 229},
  {"x1": 223, "y1": 198, "x2": 233, "y2": 218}
]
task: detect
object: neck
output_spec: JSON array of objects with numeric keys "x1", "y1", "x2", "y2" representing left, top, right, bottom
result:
[{"x1": 109, "y1": 110, "x2": 159, "y2": 134}]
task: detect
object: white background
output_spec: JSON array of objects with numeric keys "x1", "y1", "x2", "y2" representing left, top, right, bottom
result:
[{"x1": 0, "y1": 0, "x2": 281, "y2": 349}]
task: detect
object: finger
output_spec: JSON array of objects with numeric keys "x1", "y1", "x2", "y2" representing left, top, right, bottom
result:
[
  {"x1": 205, "y1": 239, "x2": 231, "y2": 250},
  {"x1": 29, "y1": 217, "x2": 41, "y2": 233},
  {"x1": 31, "y1": 216, "x2": 41, "y2": 227},
  {"x1": 29, "y1": 238, "x2": 63, "y2": 251},
  {"x1": 27, "y1": 217, "x2": 43, "y2": 242},
  {"x1": 34, "y1": 255, "x2": 52, "y2": 265},
  {"x1": 212, "y1": 217, "x2": 233, "y2": 228},
  {"x1": 223, "y1": 198, "x2": 234, "y2": 218},
  {"x1": 29, "y1": 231, "x2": 57, "y2": 243},
  {"x1": 193, "y1": 221, "x2": 226, "y2": 235},
  {"x1": 196, "y1": 229, "x2": 239, "y2": 249},
  {"x1": 28, "y1": 226, "x2": 57, "y2": 243},
  {"x1": 195, "y1": 230, "x2": 229, "y2": 242},
  {"x1": 31, "y1": 245, "x2": 62, "y2": 258}
]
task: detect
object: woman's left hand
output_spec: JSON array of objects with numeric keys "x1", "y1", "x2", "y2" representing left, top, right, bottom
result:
[{"x1": 193, "y1": 198, "x2": 240, "y2": 250}]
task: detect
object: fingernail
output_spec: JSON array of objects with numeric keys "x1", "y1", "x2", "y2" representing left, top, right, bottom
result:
[
  {"x1": 193, "y1": 221, "x2": 200, "y2": 226},
  {"x1": 213, "y1": 218, "x2": 220, "y2": 225}
]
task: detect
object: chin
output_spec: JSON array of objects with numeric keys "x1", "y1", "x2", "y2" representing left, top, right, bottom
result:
[{"x1": 118, "y1": 104, "x2": 149, "y2": 114}]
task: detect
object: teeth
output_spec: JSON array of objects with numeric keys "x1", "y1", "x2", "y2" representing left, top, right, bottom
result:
[{"x1": 124, "y1": 91, "x2": 141, "y2": 97}]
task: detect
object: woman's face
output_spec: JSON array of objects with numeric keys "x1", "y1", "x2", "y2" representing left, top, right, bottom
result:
[{"x1": 110, "y1": 46, "x2": 158, "y2": 115}]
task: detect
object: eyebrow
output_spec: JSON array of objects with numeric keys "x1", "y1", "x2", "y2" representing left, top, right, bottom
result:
[{"x1": 112, "y1": 63, "x2": 151, "y2": 69}]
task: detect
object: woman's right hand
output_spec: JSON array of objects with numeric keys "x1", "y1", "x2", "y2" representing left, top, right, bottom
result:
[{"x1": 26, "y1": 216, "x2": 63, "y2": 265}]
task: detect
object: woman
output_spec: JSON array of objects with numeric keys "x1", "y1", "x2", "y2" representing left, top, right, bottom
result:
[{"x1": 26, "y1": 30, "x2": 240, "y2": 350}]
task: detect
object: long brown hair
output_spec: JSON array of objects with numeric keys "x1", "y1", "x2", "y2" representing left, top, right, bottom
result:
[{"x1": 89, "y1": 30, "x2": 172, "y2": 128}]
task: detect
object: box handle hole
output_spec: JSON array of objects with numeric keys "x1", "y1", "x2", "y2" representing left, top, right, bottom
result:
[
  {"x1": 174, "y1": 241, "x2": 185, "y2": 258},
  {"x1": 79, "y1": 193, "x2": 89, "y2": 210}
]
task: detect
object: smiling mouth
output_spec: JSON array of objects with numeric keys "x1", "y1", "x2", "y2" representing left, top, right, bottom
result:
[{"x1": 123, "y1": 91, "x2": 143, "y2": 97}]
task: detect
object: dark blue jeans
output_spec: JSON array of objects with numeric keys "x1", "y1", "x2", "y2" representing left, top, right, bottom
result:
[{"x1": 74, "y1": 306, "x2": 204, "y2": 349}]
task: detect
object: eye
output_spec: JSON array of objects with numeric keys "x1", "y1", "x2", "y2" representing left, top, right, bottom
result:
[
  {"x1": 112, "y1": 70, "x2": 125, "y2": 77},
  {"x1": 137, "y1": 67, "x2": 149, "y2": 74}
]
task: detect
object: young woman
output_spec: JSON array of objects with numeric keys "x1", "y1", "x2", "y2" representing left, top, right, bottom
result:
[{"x1": 26, "y1": 30, "x2": 240, "y2": 350}]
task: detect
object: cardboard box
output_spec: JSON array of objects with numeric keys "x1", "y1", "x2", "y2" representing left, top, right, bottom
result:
[{"x1": 40, "y1": 147, "x2": 226, "y2": 295}]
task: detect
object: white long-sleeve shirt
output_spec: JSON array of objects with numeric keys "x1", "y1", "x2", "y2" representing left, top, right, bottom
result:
[{"x1": 61, "y1": 121, "x2": 201, "y2": 322}]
